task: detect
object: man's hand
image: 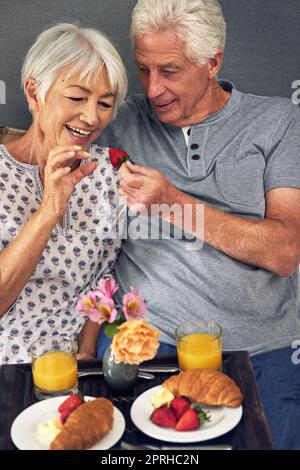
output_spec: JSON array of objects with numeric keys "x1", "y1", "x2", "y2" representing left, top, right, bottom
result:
[
  {"x1": 118, "y1": 161, "x2": 180, "y2": 213},
  {"x1": 120, "y1": 160, "x2": 300, "y2": 276}
]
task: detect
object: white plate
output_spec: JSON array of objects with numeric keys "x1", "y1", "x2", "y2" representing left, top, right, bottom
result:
[
  {"x1": 11, "y1": 396, "x2": 125, "y2": 450},
  {"x1": 130, "y1": 386, "x2": 243, "y2": 443}
]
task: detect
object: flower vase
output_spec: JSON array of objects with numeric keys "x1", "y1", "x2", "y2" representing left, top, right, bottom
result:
[{"x1": 102, "y1": 345, "x2": 139, "y2": 393}]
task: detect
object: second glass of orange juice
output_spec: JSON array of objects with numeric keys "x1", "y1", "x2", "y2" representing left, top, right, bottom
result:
[
  {"x1": 30, "y1": 336, "x2": 78, "y2": 400},
  {"x1": 176, "y1": 321, "x2": 222, "y2": 371}
]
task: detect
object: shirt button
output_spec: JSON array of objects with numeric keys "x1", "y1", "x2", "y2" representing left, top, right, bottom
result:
[
  {"x1": 191, "y1": 154, "x2": 201, "y2": 161},
  {"x1": 187, "y1": 129, "x2": 191, "y2": 135},
  {"x1": 191, "y1": 143, "x2": 199, "y2": 150}
]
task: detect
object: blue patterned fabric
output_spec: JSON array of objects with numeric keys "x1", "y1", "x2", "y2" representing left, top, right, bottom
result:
[{"x1": 0, "y1": 144, "x2": 123, "y2": 364}]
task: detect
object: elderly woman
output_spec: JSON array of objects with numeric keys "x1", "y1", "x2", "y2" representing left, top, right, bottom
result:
[{"x1": 0, "y1": 23, "x2": 127, "y2": 364}]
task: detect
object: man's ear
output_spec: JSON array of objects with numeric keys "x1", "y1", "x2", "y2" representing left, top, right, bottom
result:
[
  {"x1": 208, "y1": 50, "x2": 224, "y2": 80},
  {"x1": 24, "y1": 78, "x2": 40, "y2": 114}
]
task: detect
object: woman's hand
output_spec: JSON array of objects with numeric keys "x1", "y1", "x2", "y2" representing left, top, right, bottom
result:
[
  {"x1": 77, "y1": 343, "x2": 97, "y2": 360},
  {"x1": 77, "y1": 350, "x2": 96, "y2": 360},
  {"x1": 39, "y1": 145, "x2": 96, "y2": 223},
  {"x1": 76, "y1": 320, "x2": 99, "y2": 361}
]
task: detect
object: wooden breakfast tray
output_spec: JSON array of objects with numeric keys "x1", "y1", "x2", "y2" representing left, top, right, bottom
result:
[{"x1": 0, "y1": 351, "x2": 273, "y2": 450}]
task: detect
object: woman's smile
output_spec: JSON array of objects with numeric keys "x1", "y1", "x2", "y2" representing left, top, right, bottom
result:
[{"x1": 64, "y1": 124, "x2": 94, "y2": 145}]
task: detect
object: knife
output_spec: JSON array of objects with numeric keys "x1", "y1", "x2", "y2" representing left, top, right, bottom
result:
[
  {"x1": 78, "y1": 370, "x2": 155, "y2": 380},
  {"x1": 139, "y1": 366, "x2": 180, "y2": 373}
]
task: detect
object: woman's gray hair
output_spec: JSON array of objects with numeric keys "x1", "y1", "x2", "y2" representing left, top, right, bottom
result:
[
  {"x1": 130, "y1": 0, "x2": 226, "y2": 65},
  {"x1": 21, "y1": 23, "x2": 127, "y2": 117}
]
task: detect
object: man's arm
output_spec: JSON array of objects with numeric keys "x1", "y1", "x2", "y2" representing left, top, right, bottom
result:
[
  {"x1": 118, "y1": 162, "x2": 300, "y2": 276},
  {"x1": 173, "y1": 186, "x2": 300, "y2": 276}
]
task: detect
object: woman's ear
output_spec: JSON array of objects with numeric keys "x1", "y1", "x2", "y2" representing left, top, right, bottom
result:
[
  {"x1": 208, "y1": 50, "x2": 224, "y2": 80},
  {"x1": 24, "y1": 78, "x2": 40, "y2": 114}
]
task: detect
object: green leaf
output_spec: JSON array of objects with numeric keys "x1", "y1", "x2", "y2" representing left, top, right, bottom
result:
[
  {"x1": 117, "y1": 156, "x2": 133, "y2": 170},
  {"x1": 77, "y1": 390, "x2": 85, "y2": 403},
  {"x1": 104, "y1": 323, "x2": 119, "y2": 339},
  {"x1": 193, "y1": 403, "x2": 211, "y2": 426},
  {"x1": 118, "y1": 312, "x2": 126, "y2": 324}
]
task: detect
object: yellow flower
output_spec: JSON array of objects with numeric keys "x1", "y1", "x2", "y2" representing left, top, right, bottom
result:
[{"x1": 111, "y1": 319, "x2": 160, "y2": 365}]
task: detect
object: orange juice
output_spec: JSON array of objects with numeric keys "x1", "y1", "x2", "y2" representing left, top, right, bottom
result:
[
  {"x1": 32, "y1": 351, "x2": 77, "y2": 392},
  {"x1": 177, "y1": 333, "x2": 222, "y2": 371}
]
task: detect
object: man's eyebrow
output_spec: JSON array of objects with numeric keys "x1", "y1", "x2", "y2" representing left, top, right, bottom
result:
[
  {"x1": 135, "y1": 61, "x2": 181, "y2": 69},
  {"x1": 66, "y1": 85, "x2": 115, "y2": 97},
  {"x1": 160, "y1": 63, "x2": 181, "y2": 69},
  {"x1": 135, "y1": 60, "x2": 181, "y2": 69}
]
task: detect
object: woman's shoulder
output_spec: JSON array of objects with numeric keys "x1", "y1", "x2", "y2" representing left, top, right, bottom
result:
[{"x1": 90, "y1": 144, "x2": 116, "y2": 170}]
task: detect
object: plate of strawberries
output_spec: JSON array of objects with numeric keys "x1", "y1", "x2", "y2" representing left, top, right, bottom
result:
[{"x1": 130, "y1": 386, "x2": 243, "y2": 443}]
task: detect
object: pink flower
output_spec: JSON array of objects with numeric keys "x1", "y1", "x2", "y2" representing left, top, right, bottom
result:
[
  {"x1": 75, "y1": 291, "x2": 99, "y2": 317},
  {"x1": 89, "y1": 296, "x2": 118, "y2": 325},
  {"x1": 95, "y1": 278, "x2": 119, "y2": 299},
  {"x1": 75, "y1": 292, "x2": 118, "y2": 325},
  {"x1": 122, "y1": 288, "x2": 148, "y2": 320}
]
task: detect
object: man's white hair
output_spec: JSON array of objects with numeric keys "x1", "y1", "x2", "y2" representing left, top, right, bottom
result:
[
  {"x1": 130, "y1": 0, "x2": 226, "y2": 65},
  {"x1": 21, "y1": 23, "x2": 128, "y2": 117}
]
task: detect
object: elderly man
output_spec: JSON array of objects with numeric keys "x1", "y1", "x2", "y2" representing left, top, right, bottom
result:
[{"x1": 98, "y1": 0, "x2": 300, "y2": 448}]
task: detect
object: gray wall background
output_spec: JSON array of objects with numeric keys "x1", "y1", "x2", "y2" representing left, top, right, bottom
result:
[{"x1": 0, "y1": 0, "x2": 299, "y2": 129}]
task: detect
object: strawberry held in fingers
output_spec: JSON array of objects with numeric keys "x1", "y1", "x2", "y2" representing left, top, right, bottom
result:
[{"x1": 108, "y1": 147, "x2": 131, "y2": 169}]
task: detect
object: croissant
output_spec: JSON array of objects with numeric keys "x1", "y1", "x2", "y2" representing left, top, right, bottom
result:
[
  {"x1": 50, "y1": 397, "x2": 113, "y2": 450},
  {"x1": 162, "y1": 369, "x2": 243, "y2": 408}
]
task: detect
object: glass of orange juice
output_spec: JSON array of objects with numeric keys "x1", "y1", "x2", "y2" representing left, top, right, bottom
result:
[
  {"x1": 30, "y1": 336, "x2": 78, "y2": 400},
  {"x1": 176, "y1": 321, "x2": 222, "y2": 371}
]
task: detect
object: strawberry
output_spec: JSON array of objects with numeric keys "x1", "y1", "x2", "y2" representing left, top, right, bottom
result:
[
  {"x1": 58, "y1": 394, "x2": 84, "y2": 414},
  {"x1": 175, "y1": 408, "x2": 200, "y2": 431},
  {"x1": 60, "y1": 409, "x2": 70, "y2": 425},
  {"x1": 170, "y1": 396, "x2": 190, "y2": 420},
  {"x1": 108, "y1": 147, "x2": 130, "y2": 169},
  {"x1": 151, "y1": 406, "x2": 177, "y2": 428},
  {"x1": 58, "y1": 394, "x2": 84, "y2": 425}
]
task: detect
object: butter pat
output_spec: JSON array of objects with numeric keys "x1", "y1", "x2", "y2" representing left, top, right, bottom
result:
[
  {"x1": 38, "y1": 417, "x2": 62, "y2": 442},
  {"x1": 151, "y1": 387, "x2": 174, "y2": 408}
]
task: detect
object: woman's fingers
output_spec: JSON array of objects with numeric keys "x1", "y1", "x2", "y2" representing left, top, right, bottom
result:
[
  {"x1": 47, "y1": 145, "x2": 82, "y2": 160},
  {"x1": 49, "y1": 166, "x2": 72, "y2": 182},
  {"x1": 41, "y1": 147, "x2": 95, "y2": 222},
  {"x1": 49, "y1": 162, "x2": 96, "y2": 186},
  {"x1": 46, "y1": 148, "x2": 90, "y2": 172},
  {"x1": 67, "y1": 162, "x2": 97, "y2": 184}
]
